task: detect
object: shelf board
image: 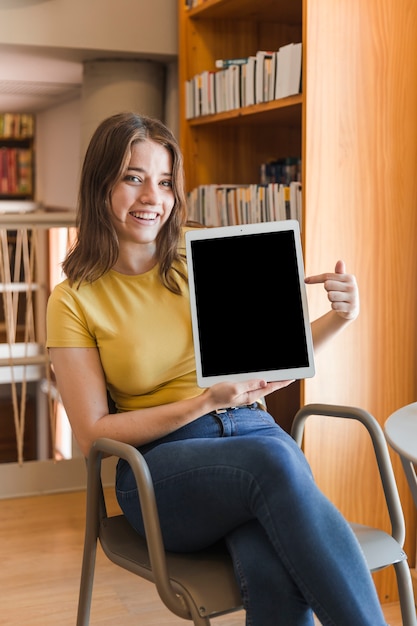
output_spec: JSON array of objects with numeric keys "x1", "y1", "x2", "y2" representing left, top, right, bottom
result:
[
  {"x1": 0, "y1": 208, "x2": 76, "y2": 229},
  {"x1": 0, "y1": 136, "x2": 33, "y2": 142},
  {"x1": 187, "y1": 95, "x2": 302, "y2": 127},
  {"x1": 188, "y1": 0, "x2": 302, "y2": 23}
]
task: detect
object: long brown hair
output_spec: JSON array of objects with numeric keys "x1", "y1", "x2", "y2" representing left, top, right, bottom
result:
[{"x1": 63, "y1": 112, "x2": 188, "y2": 293}]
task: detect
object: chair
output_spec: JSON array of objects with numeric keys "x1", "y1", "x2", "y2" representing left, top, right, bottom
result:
[
  {"x1": 385, "y1": 402, "x2": 417, "y2": 512},
  {"x1": 77, "y1": 436, "x2": 243, "y2": 626},
  {"x1": 77, "y1": 403, "x2": 417, "y2": 625},
  {"x1": 385, "y1": 401, "x2": 417, "y2": 610},
  {"x1": 292, "y1": 403, "x2": 417, "y2": 626}
]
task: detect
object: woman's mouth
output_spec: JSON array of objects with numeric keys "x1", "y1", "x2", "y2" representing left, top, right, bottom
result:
[{"x1": 130, "y1": 211, "x2": 158, "y2": 221}]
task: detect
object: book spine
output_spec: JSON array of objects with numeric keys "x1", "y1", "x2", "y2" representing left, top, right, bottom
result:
[{"x1": 215, "y1": 57, "x2": 248, "y2": 69}]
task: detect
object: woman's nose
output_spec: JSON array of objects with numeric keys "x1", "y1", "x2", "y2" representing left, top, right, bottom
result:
[{"x1": 139, "y1": 181, "x2": 159, "y2": 204}]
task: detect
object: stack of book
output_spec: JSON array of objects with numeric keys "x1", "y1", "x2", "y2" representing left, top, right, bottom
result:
[
  {"x1": 0, "y1": 147, "x2": 33, "y2": 195},
  {"x1": 187, "y1": 181, "x2": 302, "y2": 227},
  {"x1": 0, "y1": 113, "x2": 34, "y2": 139},
  {"x1": 185, "y1": 43, "x2": 302, "y2": 119},
  {"x1": 260, "y1": 156, "x2": 302, "y2": 186}
]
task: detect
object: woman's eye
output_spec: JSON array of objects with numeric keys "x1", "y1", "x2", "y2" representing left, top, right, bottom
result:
[
  {"x1": 161, "y1": 180, "x2": 173, "y2": 188},
  {"x1": 124, "y1": 174, "x2": 141, "y2": 183}
]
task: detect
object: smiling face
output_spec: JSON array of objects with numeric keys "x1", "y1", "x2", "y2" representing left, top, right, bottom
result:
[{"x1": 110, "y1": 139, "x2": 175, "y2": 249}]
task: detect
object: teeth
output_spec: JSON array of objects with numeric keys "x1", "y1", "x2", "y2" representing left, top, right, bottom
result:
[{"x1": 131, "y1": 212, "x2": 157, "y2": 220}]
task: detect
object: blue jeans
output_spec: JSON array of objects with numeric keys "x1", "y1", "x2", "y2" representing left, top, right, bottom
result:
[{"x1": 116, "y1": 405, "x2": 387, "y2": 626}]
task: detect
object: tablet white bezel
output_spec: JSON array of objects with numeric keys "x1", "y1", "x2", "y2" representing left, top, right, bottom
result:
[{"x1": 185, "y1": 220, "x2": 315, "y2": 387}]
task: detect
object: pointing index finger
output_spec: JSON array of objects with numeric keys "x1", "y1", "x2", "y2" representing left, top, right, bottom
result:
[
  {"x1": 304, "y1": 272, "x2": 329, "y2": 285},
  {"x1": 305, "y1": 260, "x2": 347, "y2": 284}
]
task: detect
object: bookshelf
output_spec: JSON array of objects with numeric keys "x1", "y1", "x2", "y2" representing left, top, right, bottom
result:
[
  {"x1": 0, "y1": 113, "x2": 35, "y2": 200},
  {"x1": 179, "y1": 0, "x2": 303, "y2": 426},
  {"x1": 178, "y1": 0, "x2": 417, "y2": 604}
]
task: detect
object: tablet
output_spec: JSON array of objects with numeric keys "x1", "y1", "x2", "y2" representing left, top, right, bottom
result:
[{"x1": 185, "y1": 220, "x2": 315, "y2": 387}]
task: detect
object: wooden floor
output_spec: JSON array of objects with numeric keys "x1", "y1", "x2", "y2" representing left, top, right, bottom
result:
[{"x1": 0, "y1": 488, "x2": 407, "y2": 625}]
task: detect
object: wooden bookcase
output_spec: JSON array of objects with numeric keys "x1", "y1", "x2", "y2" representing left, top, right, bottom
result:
[
  {"x1": 179, "y1": 0, "x2": 304, "y2": 431},
  {"x1": 178, "y1": 0, "x2": 417, "y2": 604}
]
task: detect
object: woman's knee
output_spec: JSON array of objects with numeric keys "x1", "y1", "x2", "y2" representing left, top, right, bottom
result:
[{"x1": 232, "y1": 435, "x2": 313, "y2": 485}]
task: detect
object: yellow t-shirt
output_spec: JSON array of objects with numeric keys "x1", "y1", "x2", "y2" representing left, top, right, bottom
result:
[{"x1": 46, "y1": 254, "x2": 202, "y2": 412}]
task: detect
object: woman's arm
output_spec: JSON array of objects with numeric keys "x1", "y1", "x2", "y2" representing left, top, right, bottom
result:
[
  {"x1": 306, "y1": 260, "x2": 360, "y2": 354},
  {"x1": 49, "y1": 346, "x2": 292, "y2": 457}
]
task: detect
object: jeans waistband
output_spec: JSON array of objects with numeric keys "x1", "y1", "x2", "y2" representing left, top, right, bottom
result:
[{"x1": 214, "y1": 402, "x2": 258, "y2": 414}]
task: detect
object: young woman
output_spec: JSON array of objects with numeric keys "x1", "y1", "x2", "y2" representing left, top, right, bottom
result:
[{"x1": 46, "y1": 112, "x2": 387, "y2": 626}]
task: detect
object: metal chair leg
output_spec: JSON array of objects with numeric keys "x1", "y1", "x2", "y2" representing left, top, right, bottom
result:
[{"x1": 394, "y1": 559, "x2": 417, "y2": 626}]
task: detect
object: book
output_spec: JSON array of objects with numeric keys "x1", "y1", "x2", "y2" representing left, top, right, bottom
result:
[
  {"x1": 249, "y1": 184, "x2": 260, "y2": 222},
  {"x1": 290, "y1": 181, "x2": 302, "y2": 225},
  {"x1": 17, "y1": 148, "x2": 33, "y2": 194},
  {"x1": 257, "y1": 184, "x2": 269, "y2": 222},
  {"x1": 226, "y1": 187, "x2": 239, "y2": 224},
  {"x1": 19, "y1": 114, "x2": 34, "y2": 138},
  {"x1": 227, "y1": 64, "x2": 241, "y2": 110},
  {"x1": 1, "y1": 147, "x2": 8, "y2": 192},
  {"x1": 200, "y1": 71, "x2": 209, "y2": 116},
  {"x1": 200, "y1": 70, "x2": 216, "y2": 115},
  {"x1": 287, "y1": 42, "x2": 302, "y2": 96},
  {"x1": 185, "y1": 79, "x2": 194, "y2": 119},
  {"x1": 244, "y1": 56, "x2": 257, "y2": 107},
  {"x1": 208, "y1": 71, "x2": 216, "y2": 114},
  {"x1": 266, "y1": 52, "x2": 277, "y2": 102},
  {"x1": 275, "y1": 42, "x2": 302, "y2": 99},
  {"x1": 283, "y1": 185, "x2": 291, "y2": 219},
  {"x1": 7, "y1": 147, "x2": 17, "y2": 193},
  {"x1": 266, "y1": 183, "x2": 277, "y2": 221},
  {"x1": 194, "y1": 73, "x2": 203, "y2": 117},
  {"x1": 214, "y1": 70, "x2": 226, "y2": 113},
  {"x1": 237, "y1": 186, "x2": 248, "y2": 223},
  {"x1": 215, "y1": 57, "x2": 248, "y2": 69},
  {"x1": 255, "y1": 50, "x2": 274, "y2": 104},
  {"x1": 274, "y1": 184, "x2": 287, "y2": 221}
]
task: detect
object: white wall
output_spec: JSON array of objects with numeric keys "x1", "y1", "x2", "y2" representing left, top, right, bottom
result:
[
  {"x1": 35, "y1": 60, "x2": 179, "y2": 210},
  {"x1": 0, "y1": 0, "x2": 177, "y2": 60},
  {"x1": 37, "y1": 98, "x2": 82, "y2": 209},
  {"x1": 0, "y1": 0, "x2": 179, "y2": 495}
]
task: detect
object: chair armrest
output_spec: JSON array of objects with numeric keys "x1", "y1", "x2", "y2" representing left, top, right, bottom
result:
[
  {"x1": 291, "y1": 403, "x2": 406, "y2": 546},
  {"x1": 87, "y1": 437, "x2": 188, "y2": 617}
]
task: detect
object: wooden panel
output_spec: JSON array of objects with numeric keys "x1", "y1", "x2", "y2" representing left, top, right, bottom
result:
[
  {"x1": 303, "y1": 0, "x2": 417, "y2": 602},
  {"x1": 266, "y1": 381, "x2": 301, "y2": 434},
  {"x1": 186, "y1": 120, "x2": 301, "y2": 188},
  {"x1": 0, "y1": 394, "x2": 37, "y2": 462}
]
